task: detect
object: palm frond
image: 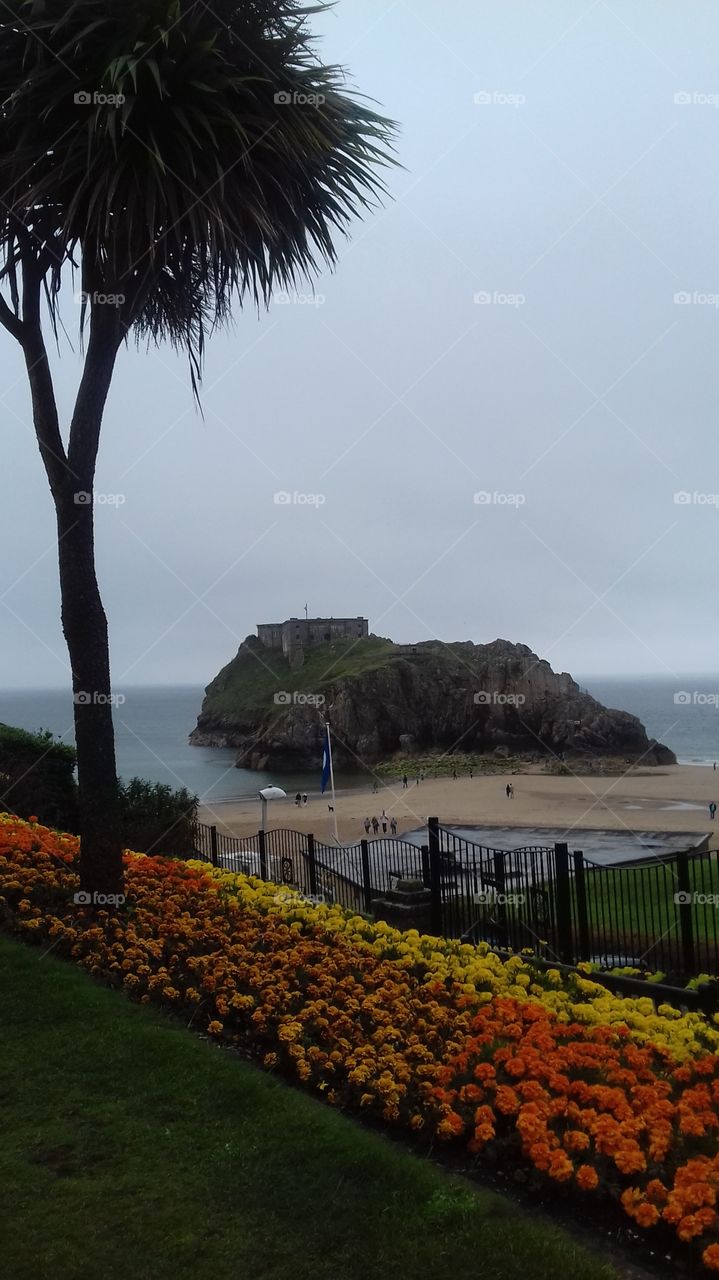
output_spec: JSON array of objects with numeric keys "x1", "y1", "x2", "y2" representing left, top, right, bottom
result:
[{"x1": 0, "y1": 0, "x2": 397, "y2": 376}]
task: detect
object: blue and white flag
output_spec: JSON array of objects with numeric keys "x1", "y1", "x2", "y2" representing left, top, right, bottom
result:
[{"x1": 320, "y1": 725, "x2": 331, "y2": 794}]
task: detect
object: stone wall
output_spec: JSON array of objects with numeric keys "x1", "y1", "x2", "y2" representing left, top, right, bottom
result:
[{"x1": 256, "y1": 616, "x2": 368, "y2": 658}]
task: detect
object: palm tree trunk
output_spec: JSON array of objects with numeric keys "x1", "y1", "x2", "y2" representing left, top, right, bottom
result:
[
  {"x1": 56, "y1": 490, "x2": 123, "y2": 894},
  {"x1": 19, "y1": 273, "x2": 126, "y2": 894}
]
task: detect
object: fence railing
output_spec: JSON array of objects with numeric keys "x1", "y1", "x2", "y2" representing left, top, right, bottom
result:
[
  {"x1": 190, "y1": 818, "x2": 719, "y2": 980},
  {"x1": 191, "y1": 820, "x2": 435, "y2": 926}
]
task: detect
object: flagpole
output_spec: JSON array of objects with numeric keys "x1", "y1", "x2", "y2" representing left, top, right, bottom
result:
[{"x1": 326, "y1": 719, "x2": 339, "y2": 843}]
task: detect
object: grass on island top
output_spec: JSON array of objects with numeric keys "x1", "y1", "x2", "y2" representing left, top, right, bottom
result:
[
  {"x1": 0, "y1": 933, "x2": 622, "y2": 1280},
  {"x1": 204, "y1": 635, "x2": 397, "y2": 716}
]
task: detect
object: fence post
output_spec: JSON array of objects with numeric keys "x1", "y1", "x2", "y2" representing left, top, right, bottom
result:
[
  {"x1": 428, "y1": 817, "x2": 442, "y2": 935},
  {"x1": 307, "y1": 833, "x2": 318, "y2": 899},
  {"x1": 421, "y1": 844, "x2": 431, "y2": 889},
  {"x1": 258, "y1": 829, "x2": 268, "y2": 882},
  {"x1": 492, "y1": 850, "x2": 508, "y2": 946},
  {"x1": 573, "y1": 850, "x2": 590, "y2": 961},
  {"x1": 210, "y1": 824, "x2": 219, "y2": 868},
  {"x1": 554, "y1": 843, "x2": 574, "y2": 965},
  {"x1": 676, "y1": 848, "x2": 696, "y2": 975},
  {"x1": 360, "y1": 839, "x2": 373, "y2": 913}
]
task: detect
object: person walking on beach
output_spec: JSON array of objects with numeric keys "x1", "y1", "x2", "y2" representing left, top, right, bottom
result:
[
  {"x1": 363, "y1": 817, "x2": 371, "y2": 835},
  {"x1": 506, "y1": 783, "x2": 511, "y2": 798},
  {"x1": 373, "y1": 780, "x2": 379, "y2": 794},
  {"x1": 402, "y1": 774, "x2": 408, "y2": 789},
  {"x1": 295, "y1": 792, "x2": 301, "y2": 807},
  {"x1": 390, "y1": 816, "x2": 397, "y2": 835},
  {"x1": 381, "y1": 811, "x2": 388, "y2": 833},
  {"x1": 509, "y1": 783, "x2": 514, "y2": 799},
  {"x1": 302, "y1": 793, "x2": 308, "y2": 806},
  {"x1": 371, "y1": 816, "x2": 379, "y2": 835},
  {"x1": 452, "y1": 768, "x2": 457, "y2": 780},
  {"x1": 710, "y1": 802, "x2": 717, "y2": 821}
]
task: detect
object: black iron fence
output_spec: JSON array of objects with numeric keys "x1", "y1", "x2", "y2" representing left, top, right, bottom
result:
[
  {"x1": 192, "y1": 820, "x2": 434, "y2": 924},
  {"x1": 191, "y1": 817, "x2": 719, "y2": 980}
]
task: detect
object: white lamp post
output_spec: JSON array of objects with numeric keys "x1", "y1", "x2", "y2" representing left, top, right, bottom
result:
[{"x1": 259, "y1": 785, "x2": 287, "y2": 833}]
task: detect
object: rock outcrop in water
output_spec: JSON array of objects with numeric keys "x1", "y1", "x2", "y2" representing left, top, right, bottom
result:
[{"x1": 190, "y1": 635, "x2": 676, "y2": 772}]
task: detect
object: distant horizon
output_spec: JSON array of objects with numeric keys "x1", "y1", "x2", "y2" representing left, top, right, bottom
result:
[
  {"x1": 3, "y1": 676, "x2": 717, "y2": 772},
  {"x1": 3, "y1": 671, "x2": 719, "y2": 695}
]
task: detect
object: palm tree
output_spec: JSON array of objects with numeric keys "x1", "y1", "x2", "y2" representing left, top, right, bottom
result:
[{"x1": 0, "y1": 0, "x2": 394, "y2": 894}]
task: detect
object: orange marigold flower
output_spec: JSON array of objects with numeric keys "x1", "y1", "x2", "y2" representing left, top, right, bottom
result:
[
  {"x1": 495, "y1": 1086, "x2": 520, "y2": 1115},
  {"x1": 677, "y1": 1213, "x2": 707, "y2": 1243},
  {"x1": 645, "y1": 1179, "x2": 668, "y2": 1204},
  {"x1": 576, "y1": 1165, "x2": 599, "y2": 1192},
  {"x1": 634, "y1": 1203, "x2": 660, "y2": 1229},
  {"x1": 704, "y1": 1244, "x2": 719, "y2": 1271},
  {"x1": 548, "y1": 1151, "x2": 574, "y2": 1183},
  {"x1": 563, "y1": 1129, "x2": 590, "y2": 1153},
  {"x1": 505, "y1": 1056, "x2": 526, "y2": 1078},
  {"x1": 436, "y1": 1111, "x2": 465, "y2": 1140}
]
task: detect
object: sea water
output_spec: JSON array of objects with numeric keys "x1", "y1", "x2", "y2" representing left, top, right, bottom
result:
[{"x1": 1, "y1": 675, "x2": 717, "y2": 804}]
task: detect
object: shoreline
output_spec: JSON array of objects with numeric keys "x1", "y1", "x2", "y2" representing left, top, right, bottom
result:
[{"x1": 198, "y1": 762, "x2": 719, "y2": 845}]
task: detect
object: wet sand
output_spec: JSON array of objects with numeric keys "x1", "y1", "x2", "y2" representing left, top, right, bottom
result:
[{"x1": 198, "y1": 763, "x2": 719, "y2": 846}]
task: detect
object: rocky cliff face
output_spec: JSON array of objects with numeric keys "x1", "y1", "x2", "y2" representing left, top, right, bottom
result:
[{"x1": 190, "y1": 637, "x2": 675, "y2": 770}]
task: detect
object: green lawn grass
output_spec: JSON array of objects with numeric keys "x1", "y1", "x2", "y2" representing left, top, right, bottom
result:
[
  {"x1": 456, "y1": 854, "x2": 719, "y2": 972},
  {"x1": 0, "y1": 934, "x2": 621, "y2": 1280},
  {"x1": 577, "y1": 857, "x2": 719, "y2": 950}
]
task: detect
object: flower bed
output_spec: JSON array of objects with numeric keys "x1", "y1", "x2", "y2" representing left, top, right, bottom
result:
[{"x1": 2, "y1": 812, "x2": 719, "y2": 1271}]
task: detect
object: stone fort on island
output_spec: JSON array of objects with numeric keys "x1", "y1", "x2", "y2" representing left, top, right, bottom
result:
[{"x1": 257, "y1": 615, "x2": 368, "y2": 665}]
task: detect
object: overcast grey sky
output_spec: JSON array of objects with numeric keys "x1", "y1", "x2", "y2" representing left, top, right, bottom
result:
[{"x1": 3, "y1": 0, "x2": 719, "y2": 689}]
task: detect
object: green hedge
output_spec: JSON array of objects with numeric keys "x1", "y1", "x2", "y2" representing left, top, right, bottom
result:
[
  {"x1": 0, "y1": 723, "x2": 78, "y2": 831},
  {"x1": 0, "y1": 723, "x2": 196, "y2": 855}
]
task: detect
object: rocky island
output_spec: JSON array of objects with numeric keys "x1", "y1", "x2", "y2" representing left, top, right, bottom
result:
[{"x1": 190, "y1": 623, "x2": 675, "y2": 772}]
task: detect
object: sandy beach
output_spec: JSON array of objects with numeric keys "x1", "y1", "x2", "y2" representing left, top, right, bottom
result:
[{"x1": 199, "y1": 763, "x2": 719, "y2": 846}]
